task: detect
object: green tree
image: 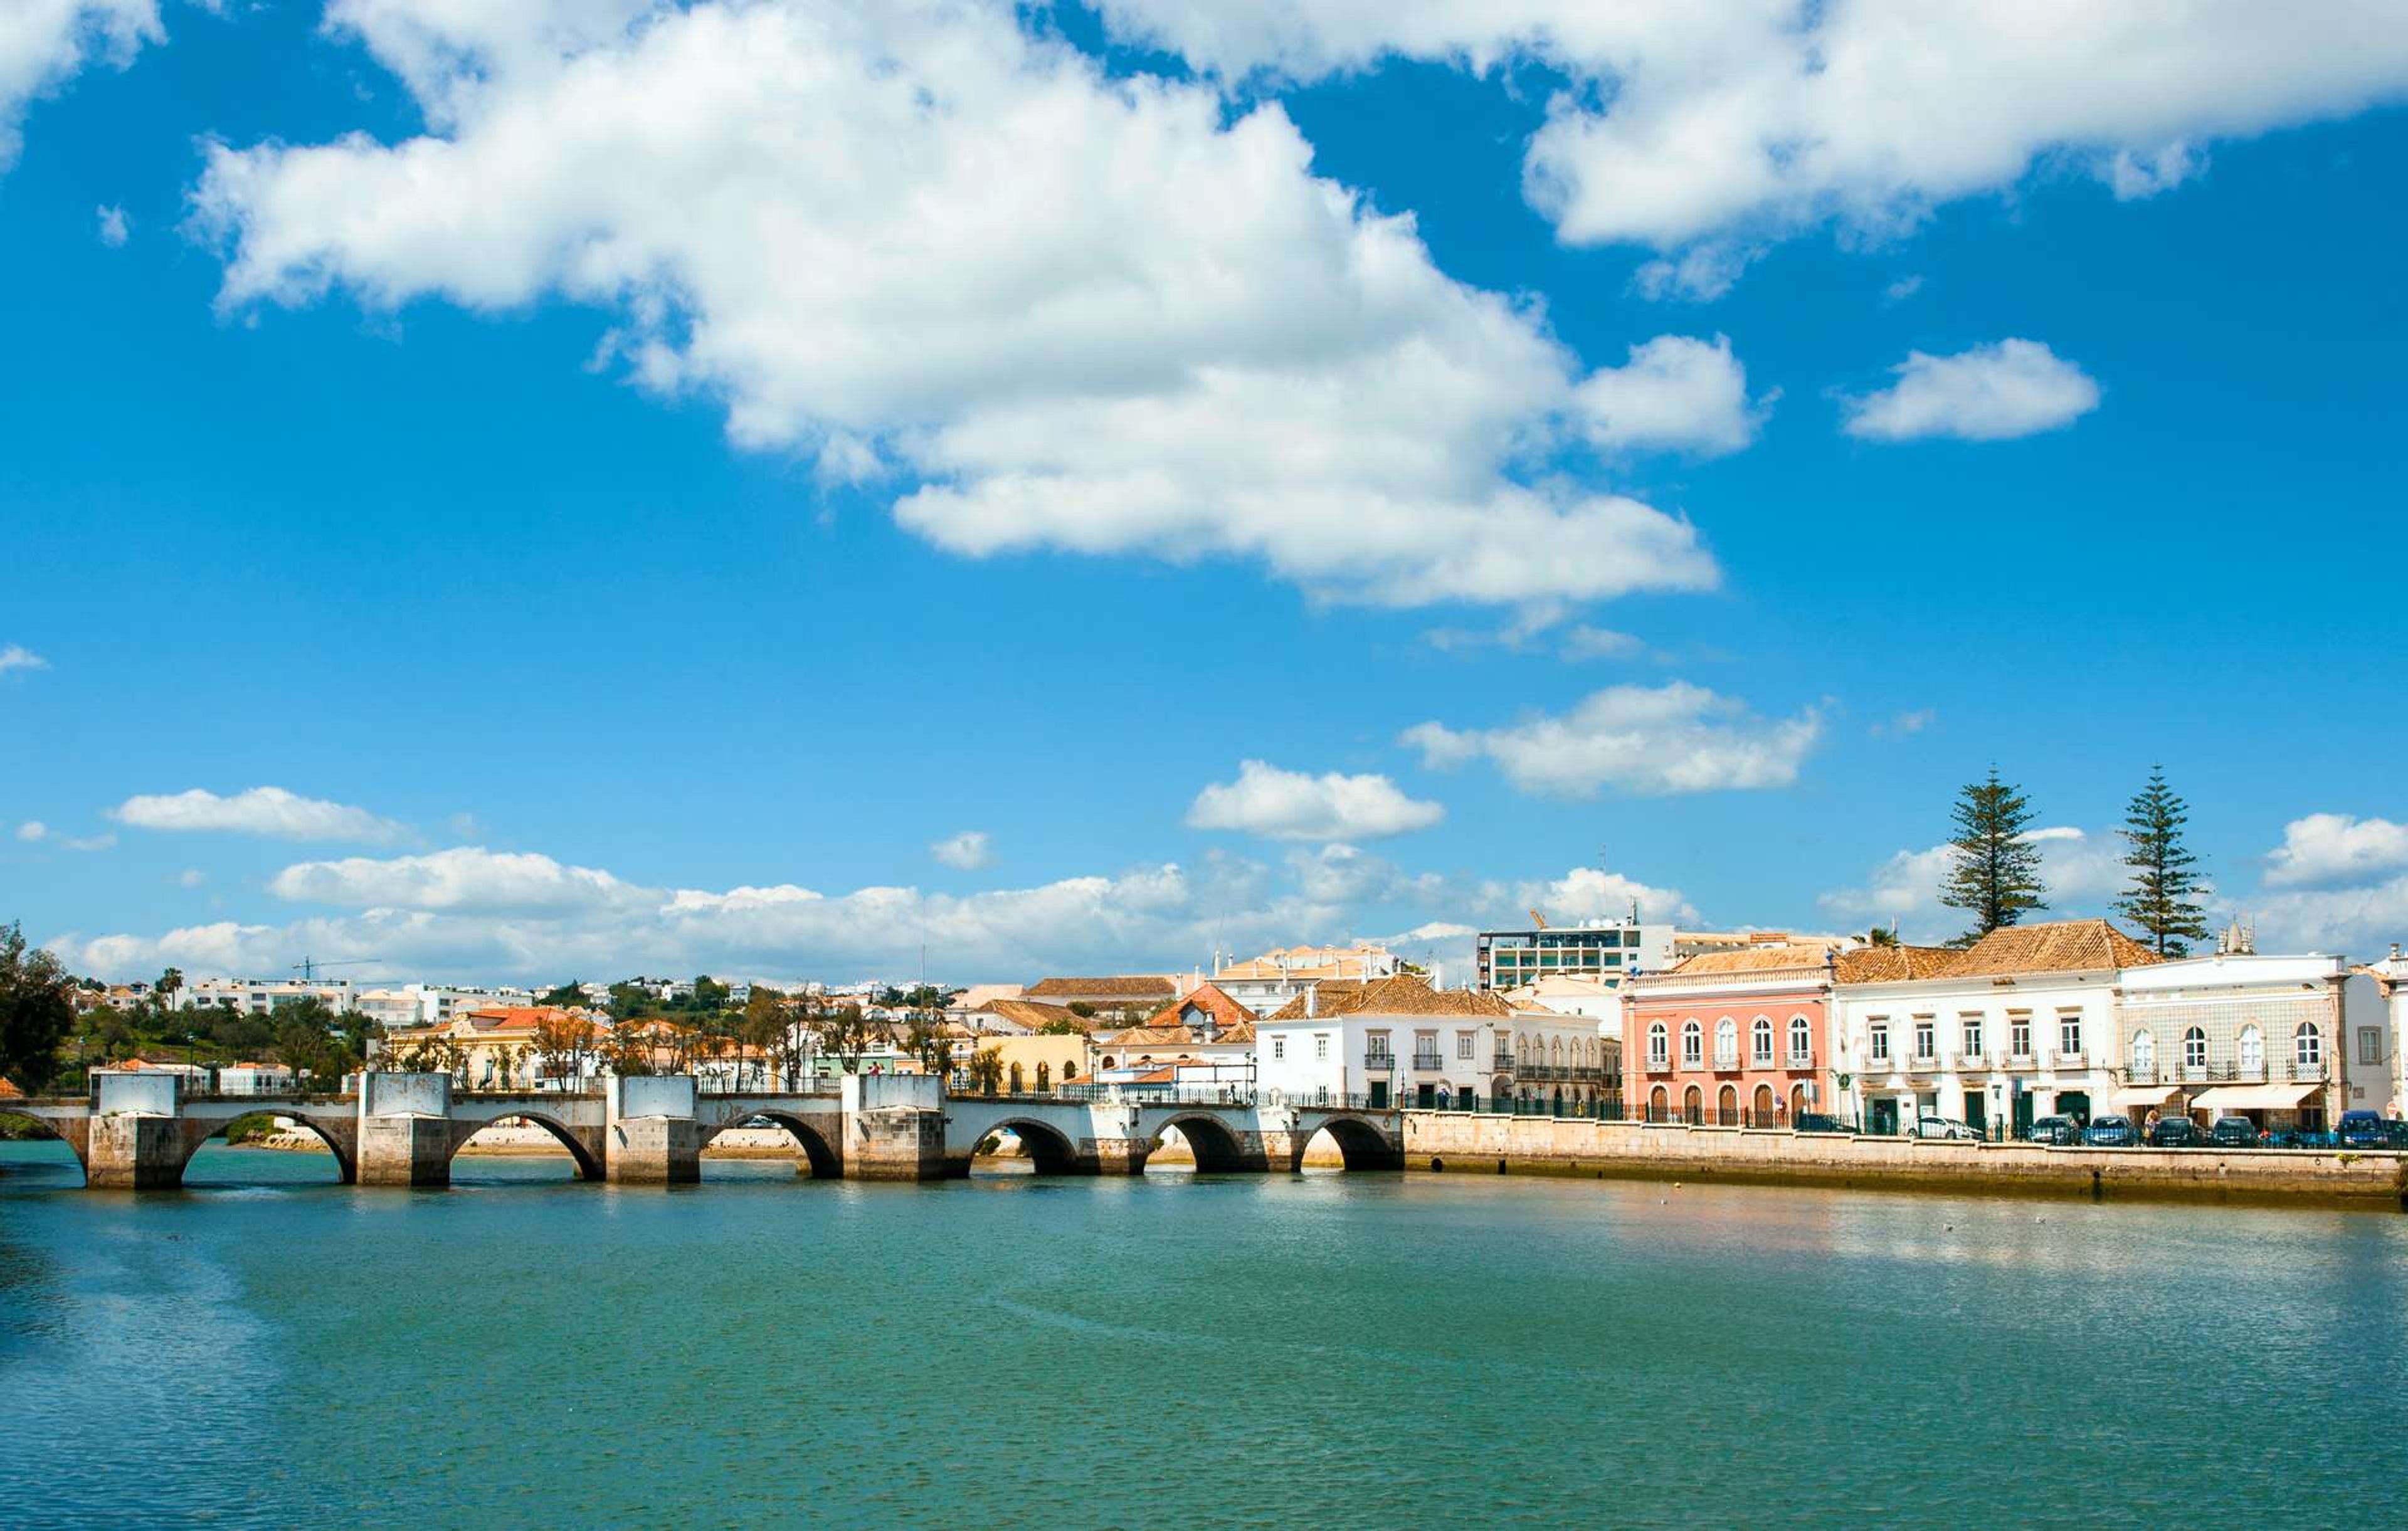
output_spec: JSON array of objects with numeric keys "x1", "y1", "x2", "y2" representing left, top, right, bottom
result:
[
  {"x1": 1938, "y1": 767, "x2": 2047, "y2": 944},
  {"x1": 1037, "y1": 1017, "x2": 1087, "y2": 1036},
  {"x1": 904, "y1": 1011, "x2": 953, "y2": 1081},
  {"x1": 156, "y1": 966, "x2": 184, "y2": 1013},
  {"x1": 1864, "y1": 925, "x2": 1900, "y2": 949},
  {"x1": 813, "y1": 1006, "x2": 873, "y2": 1074},
  {"x1": 2115, "y1": 766, "x2": 2212, "y2": 957},
  {"x1": 0, "y1": 922, "x2": 76, "y2": 1092},
  {"x1": 965, "y1": 1045, "x2": 1005, "y2": 1095},
  {"x1": 538, "y1": 979, "x2": 586, "y2": 1007}
]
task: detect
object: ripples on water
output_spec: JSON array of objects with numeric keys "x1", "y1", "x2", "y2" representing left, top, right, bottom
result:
[{"x1": 3, "y1": 1140, "x2": 2405, "y2": 1527}]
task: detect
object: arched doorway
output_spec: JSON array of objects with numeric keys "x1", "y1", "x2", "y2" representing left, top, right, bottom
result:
[
  {"x1": 1751, "y1": 1084, "x2": 1775, "y2": 1127},
  {"x1": 1648, "y1": 1085, "x2": 1669, "y2": 1122},
  {"x1": 1716, "y1": 1085, "x2": 1738, "y2": 1124},
  {"x1": 1681, "y1": 1085, "x2": 1702, "y2": 1125},
  {"x1": 449, "y1": 1112, "x2": 604, "y2": 1181},
  {"x1": 1789, "y1": 1083, "x2": 1808, "y2": 1119},
  {"x1": 1008, "y1": 1063, "x2": 1025, "y2": 1094}
]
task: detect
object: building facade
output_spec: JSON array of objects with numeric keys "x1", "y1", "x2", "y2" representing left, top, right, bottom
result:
[
  {"x1": 1623, "y1": 944, "x2": 1846, "y2": 1126},
  {"x1": 2117, "y1": 952, "x2": 2385, "y2": 1130},
  {"x1": 1250, "y1": 975, "x2": 1602, "y2": 1110},
  {"x1": 1207, "y1": 944, "x2": 1400, "y2": 1016}
]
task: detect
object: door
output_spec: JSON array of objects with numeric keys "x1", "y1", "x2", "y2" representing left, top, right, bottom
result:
[
  {"x1": 1368, "y1": 1081, "x2": 1389, "y2": 1108},
  {"x1": 1962, "y1": 1091, "x2": 1987, "y2": 1135},
  {"x1": 1868, "y1": 1097, "x2": 1898, "y2": 1135},
  {"x1": 2057, "y1": 1091, "x2": 2091, "y2": 1126},
  {"x1": 2012, "y1": 1088, "x2": 2034, "y2": 1137},
  {"x1": 1417, "y1": 1083, "x2": 1436, "y2": 1109}
]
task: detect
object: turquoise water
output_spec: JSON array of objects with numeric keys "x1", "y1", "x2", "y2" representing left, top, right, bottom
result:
[{"x1": 4, "y1": 1140, "x2": 2406, "y2": 1527}]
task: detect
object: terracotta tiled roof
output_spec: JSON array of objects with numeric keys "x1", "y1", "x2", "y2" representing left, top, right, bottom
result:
[
  {"x1": 1940, "y1": 919, "x2": 2162, "y2": 978},
  {"x1": 1659, "y1": 942, "x2": 1847, "y2": 977},
  {"x1": 1268, "y1": 974, "x2": 1509, "y2": 1021},
  {"x1": 1024, "y1": 975, "x2": 1179, "y2": 999},
  {"x1": 1265, "y1": 979, "x2": 1371, "y2": 1021},
  {"x1": 1139, "y1": 982, "x2": 1255, "y2": 1034},
  {"x1": 974, "y1": 999, "x2": 1096, "y2": 1033},
  {"x1": 461, "y1": 1006, "x2": 574, "y2": 1033},
  {"x1": 1833, "y1": 945, "x2": 1958, "y2": 982}
]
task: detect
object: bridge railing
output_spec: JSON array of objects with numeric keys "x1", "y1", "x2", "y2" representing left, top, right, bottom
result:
[{"x1": 945, "y1": 1084, "x2": 1262, "y2": 1108}]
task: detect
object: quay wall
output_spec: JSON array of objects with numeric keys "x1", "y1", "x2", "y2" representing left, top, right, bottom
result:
[{"x1": 1403, "y1": 1112, "x2": 2408, "y2": 1209}]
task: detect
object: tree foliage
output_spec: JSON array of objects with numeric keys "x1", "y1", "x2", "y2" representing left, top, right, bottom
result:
[
  {"x1": 1938, "y1": 767, "x2": 2047, "y2": 944},
  {"x1": 0, "y1": 922, "x2": 76, "y2": 1092},
  {"x1": 2115, "y1": 766, "x2": 2212, "y2": 957}
]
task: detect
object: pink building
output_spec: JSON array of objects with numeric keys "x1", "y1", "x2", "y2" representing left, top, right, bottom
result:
[{"x1": 1621, "y1": 945, "x2": 1846, "y2": 1125}]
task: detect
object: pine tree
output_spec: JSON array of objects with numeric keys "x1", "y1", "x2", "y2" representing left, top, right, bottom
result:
[
  {"x1": 1938, "y1": 768, "x2": 2047, "y2": 944},
  {"x1": 2115, "y1": 766, "x2": 2212, "y2": 956}
]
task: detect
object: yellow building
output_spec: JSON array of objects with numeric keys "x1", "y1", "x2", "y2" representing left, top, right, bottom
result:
[{"x1": 966, "y1": 1033, "x2": 1094, "y2": 1094}]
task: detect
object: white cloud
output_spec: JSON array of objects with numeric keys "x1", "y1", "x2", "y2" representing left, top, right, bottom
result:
[
  {"x1": 14, "y1": 819, "x2": 112, "y2": 851},
  {"x1": 931, "y1": 829, "x2": 994, "y2": 871},
  {"x1": 1560, "y1": 624, "x2": 1642, "y2": 661},
  {"x1": 1883, "y1": 275, "x2": 1924, "y2": 303},
  {"x1": 16, "y1": 820, "x2": 44, "y2": 842},
  {"x1": 176, "y1": 868, "x2": 205, "y2": 888},
  {"x1": 1571, "y1": 333, "x2": 1765, "y2": 456},
  {"x1": 1099, "y1": 2, "x2": 2408, "y2": 287},
  {"x1": 1519, "y1": 865, "x2": 1697, "y2": 927},
  {"x1": 0, "y1": 1, "x2": 160, "y2": 172},
  {"x1": 270, "y1": 846, "x2": 647, "y2": 913},
  {"x1": 95, "y1": 202, "x2": 129, "y2": 246},
  {"x1": 1283, "y1": 843, "x2": 1445, "y2": 907},
  {"x1": 1869, "y1": 707, "x2": 1935, "y2": 739},
  {"x1": 0, "y1": 644, "x2": 48, "y2": 675},
  {"x1": 2264, "y1": 813, "x2": 2408, "y2": 889},
  {"x1": 1841, "y1": 340, "x2": 2099, "y2": 443},
  {"x1": 1188, "y1": 759, "x2": 1444, "y2": 841},
  {"x1": 110, "y1": 786, "x2": 408, "y2": 843},
  {"x1": 2253, "y1": 876, "x2": 2408, "y2": 957},
  {"x1": 189, "y1": 0, "x2": 1726, "y2": 612},
  {"x1": 1402, "y1": 681, "x2": 1820, "y2": 797},
  {"x1": 1819, "y1": 824, "x2": 2127, "y2": 940}
]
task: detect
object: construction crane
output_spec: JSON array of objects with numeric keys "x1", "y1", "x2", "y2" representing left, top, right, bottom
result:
[
  {"x1": 292, "y1": 956, "x2": 381, "y2": 982},
  {"x1": 1528, "y1": 908, "x2": 1548, "y2": 930}
]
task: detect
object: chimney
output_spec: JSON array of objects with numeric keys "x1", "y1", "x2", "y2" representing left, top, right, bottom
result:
[{"x1": 1305, "y1": 986, "x2": 1316, "y2": 1018}]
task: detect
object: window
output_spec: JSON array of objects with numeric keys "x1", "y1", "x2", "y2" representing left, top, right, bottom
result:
[
  {"x1": 1457, "y1": 1031, "x2": 1474, "y2": 1060},
  {"x1": 1913, "y1": 1017, "x2": 1936, "y2": 1060},
  {"x1": 1788, "y1": 1016, "x2": 1812, "y2": 1063},
  {"x1": 2058, "y1": 1014, "x2": 2083, "y2": 1058},
  {"x1": 1648, "y1": 1021, "x2": 1669, "y2": 1065},
  {"x1": 1681, "y1": 1020, "x2": 1703, "y2": 1066},
  {"x1": 1869, "y1": 1021, "x2": 1891, "y2": 1062},
  {"x1": 1961, "y1": 1015, "x2": 1984, "y2": 1060},
  {"x1": 2182, "y1": 1026, "x2": 2207, "y2": 1071},
  {"x1": 1272, "y1": 1037, "x2": 1285, "y2": 1060},
  {"x1": 1714, "y1": 1018, "x2": 1738, "y2": 1067},
  {"x1": 1314, "y1": 1034, "x2": 1328, "y2": 1060},
  {"x1": 2239, "y1": 1024, "x2": 2263, "y2": 1075},
  {"x1": 1752, "y1": 1017, "x2": 1774, "y2": 1065},
  {"x1": 2359, "y1": 1027, "x2": 2384, "y2": 1066},
  {"x1": 2294, "y1": 1023, "x2": 2322, "y2": 1067},
  {"x1": 2129, "y1": 1029, "x2": 2155, "y2": 1075},
  {"x1": 2010, "y1": 1016, "x2": 2032, "y2": 1058}
]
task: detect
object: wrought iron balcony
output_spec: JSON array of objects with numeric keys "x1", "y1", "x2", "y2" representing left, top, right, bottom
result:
[
  {"x1": 1363, "y1": 1050, "x2": 1396, "y2": 1071},
  {"x1": 1411, "y1": 1052, "x2": 1445, "y2": 1071}
]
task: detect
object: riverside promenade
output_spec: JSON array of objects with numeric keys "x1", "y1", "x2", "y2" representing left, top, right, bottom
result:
[{"x1": 1405, "y1": 1110, "x2": 2408, "y2": 1209}]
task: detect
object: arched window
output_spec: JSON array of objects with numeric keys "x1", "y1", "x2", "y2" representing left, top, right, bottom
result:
[
  {"x1": 1788, "y1": 1016, "x2": 1812, "y2": 1064},
  {"x1": 2294, "y1": 1022, "x2": 2323, "y2": 1068},
  {"x1": 1681, "y1": 1020, "x2": 1703, "y2": 1066},
  {"x1": 2129, "y1": 1029, "x2": 2155, "y2": 1075},
  {"x1": 1713, "y1": 1018, "x2": 1738, "y2": 1067},
  {"x1": 2182, "y1": 1026, "x2": 2207, "y2": 1072},
  {"x1": 1035, "y1": 1062, "x2": 1050, "y2": 1092},
  {"x1": 1551, "y1": 1038, "x2": 1565, "y2": 1066},
  {"x1": 1008, "y1": 1062, "x2": 1024, "y2": 1093},
  {"x1": 1751, "y1": 1017, "x2": 1774, "y2": 1065},
  {"x1": 1064, "y1": 1061, "x2": 1078, "y2": 1081},
  {"x1": 2238, "y1": 1024, "x2": 2263, "y2": 1075},
  {"x1": 1648, "y1": 1021, "x2": 1669, "y2": 1065}
]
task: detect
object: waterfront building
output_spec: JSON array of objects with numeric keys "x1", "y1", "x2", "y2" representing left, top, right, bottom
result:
[
  {"x1": 2117, "y1": 950, "x2": 2385, "y2": 1130},
  {"x1": 376, "y1": 1005, "x2": 602, "y2": 1088},
  {"x1": 215, "y1": 1061, "x2": 296, "y2": 1093},
  {"x1": 1207, "y1": 944, "x2": 1400, "y2": 1016},
  {"x1": 1094, "y1": 982, "x2": 1255, "y2": 1084},
  {"x1": 2358, "y1": 944, "x2": 2408, "y2": 1120},
  {"x1": 1250, "y1": 974, "x2": 1600, "y2": 1110},
  {"x1": 966, "y1": 1033, "x2": 1095, "y2": 1093},
  {"x1": 1506, "y1": 1001, "x2": 1618, "y2": 1110},
  {"x1": 1624, "y1": 943, "x2": 1852, "y2": 1125},
  {"x1": 1835, "y1": 921, "x2": 2158, "y2": 1136}
]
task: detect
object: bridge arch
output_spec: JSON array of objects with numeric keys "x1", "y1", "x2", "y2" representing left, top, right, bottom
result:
[
  {"x1": 1150, "y1": 1113, "x2": 1252, "y2": 1173},
  {"x1": 0, "y1": 1110, "x2": 87, "y2": 1180},
  {"x1": 181, "y1": 1111, "x2": 356, "y2": 1184},
  {"x1": 975, "y1": 1117, "x2": 1082, "y2": 1175},
  {"x1": 702, "y1": 1112, "x2": 839, "y2": 1178},
  {"x1": 451, "y1": 1112, "x2": 604, "y2": 1180},
  {"x1": 1291, "y1": 1113, "x2": 1402, "y2": 1172}
]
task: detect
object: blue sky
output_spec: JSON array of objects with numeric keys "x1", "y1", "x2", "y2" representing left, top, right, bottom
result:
[{"x1": 5, "y1": 1, "x2": 2407, "y2": 984}]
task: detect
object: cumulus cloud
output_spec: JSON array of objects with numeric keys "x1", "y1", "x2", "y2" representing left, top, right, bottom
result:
[
  {"x1": 0, "y1": 644, "x2": 48, "y2": 675},
  {"x1": 15, "y1": 820, "x2": 43, "y2": 842},
  {"x1": 2263, "y1": 813, "x2": 2408, "y2": 889},
  {"x1": 1841, "y1": 340, "x2": 2100, "y2": 443},
  {"x1": 1099, "y1": 2, "x2": 2408, "y2": 287},
  {"x1": 931, "y1": 829, "x2": 994, "y2": 871},
  {"x1": 1818, "y1": 825, "x2": 2128, "y2": 940},
  {"x1": 1560, "y1": 624, "x2": 1643, "y2": 662},
  {"x1": 269, "y1": 846, "x2": 648, "y2": 913},
  {"x1": 0, "y1": 1, "x2": 161, "y2": 172},
  {"x1": 2254, "y1": 876, "x2": 2408, "y2": 957},
  {"x1": 189, "y1": 0, "x2": 1731, "y2": 612},
  {"x1": 95, "y1": 203, "x2": 129, "y2": 246},
  {"x1": 1518, "y1": 864, "x2": 1697, "y2": 927},
  {"x1": 1402, "y1": 682, "x2": 1820, "y2": 797},
  {"x1": 1188, "y1": 760, "x2": 1444, "y2": 841},
  {"x1": 177, "y1": 868, "x2": 205, "y2": 888},
  {"x1": 14, "y1": 819, "x2": 113, "y2": 851},
  {"x1": 1283, "y1": 843, "x2": 1446, "y2": 907},
  {"x1": 110, "y1": 786, "x2": 408, "y2": 843},
  {"x1": 1571, "y1": 334, "x2": 1766, "y2": 455}
]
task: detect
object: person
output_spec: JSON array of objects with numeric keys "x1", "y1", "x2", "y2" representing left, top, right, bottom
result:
[{"x1": 2143, "y1": 1107, "x2": 2160, "y2": 1136}]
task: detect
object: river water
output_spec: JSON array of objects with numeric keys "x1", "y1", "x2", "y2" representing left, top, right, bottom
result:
[{"x1": 3, "y1": 1140, "x2": 2404, "y2": 1527}]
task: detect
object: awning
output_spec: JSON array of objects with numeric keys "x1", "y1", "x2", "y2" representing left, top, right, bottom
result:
[
  {"x1": 2190, "y1": 1083, "x2": 2321, "y2": 1112},
  {"x1": 2109, "y1": 1085, "x2": 2182, "y2": 1108}
]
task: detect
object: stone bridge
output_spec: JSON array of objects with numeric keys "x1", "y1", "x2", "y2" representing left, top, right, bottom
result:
[{"x1": 1, "y1": 1072, "x2": 1398, "y2": 1188}]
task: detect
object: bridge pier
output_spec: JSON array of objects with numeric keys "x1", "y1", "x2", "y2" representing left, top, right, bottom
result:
[
  {"x1": 353, "y1": 1071, "x2": 457, "y2": 1186},
  {"x1": 79, "y1": 1075, "x2": 205, "y2": 1189},
  {"x1": 843, "y1": 1074, "x2": 953, "y2": 1180},
  {"x1": 605, "y1": 1076, "x2": 702, "y2": 1184}
]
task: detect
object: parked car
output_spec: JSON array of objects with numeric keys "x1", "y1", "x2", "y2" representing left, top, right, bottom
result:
[
  {"x1": 2209, "y1": 1115, "x2": 2261, "y2": 1148},
  {"x1": 2084, "y1": 1117, "x2": 2137, "y2": 1147},
  {"x1": 1794, "y1": 1113, "x2": 1851, "y2": 1134},
  {"x1": 2149, "y1": 1115, "x2": 2205, "y2": 1147},
  {"x1": 1913, "y1": 1115, "x2": 1981, "y2": 1140},
  {"x1": 2337, "y1": 1110, "x2": 2394, "y2": 1148},
  {"x1": 2025, "y1": 1115, "x2": 2081, "y2": 1145}
]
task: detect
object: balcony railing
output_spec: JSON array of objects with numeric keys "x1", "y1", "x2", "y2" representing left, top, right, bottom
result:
[
  {"x1": 2054, "y1": 1050, "x2": 2088, "y2": 1070},
  {"x1": 1363, "y1": 1051, "x2": 1396, "y2": 1071},
  {"x1": 1906, "y1": 1053, "x2": 1940, "y2": 1073},
  {"x1": 1491, "y1": 1050, "x2": 1516, "y2": 1070},
  {"x1": 2005, "y1": 1051, "x2": 2038, "y2": 1070},
  {"x1": 1410, "y1": 1052, "x2": 1445, "y2": 1071},
  {"x1": 1785, "y1": 1053, "x2": 1815, "y2": 1071},
  {"x1": 1640, "y1": 1054, "x2": 1670, "y2": 1074},
  {"x1": 2290, "y1": 1059, "x2": 2329, "y2": 1083}
]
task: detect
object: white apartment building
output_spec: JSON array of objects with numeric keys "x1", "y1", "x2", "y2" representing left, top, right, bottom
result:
[
  {"x1": 1835, "y1": 921, "x2": 2157, "y2": 1137},
  {"x1": 1208, "y1": 944, "x2": 1402, "y2": 1016},
  {"x1": 182, "y1": 978, "x2": 357, "y2": 1014},
  {"x1": 2116, "y1": 950, "x2": 2385, "y2": 1129},
  {"x1": 352, "y1": 984, "x2": 536, "y2": 1031},
  {"x1": 1251, "y1": 975, "x2": 1603, "y2": 1111},
  {"x1": 2360, "y1": 945, "x2": 2408, "y2": 1120}
]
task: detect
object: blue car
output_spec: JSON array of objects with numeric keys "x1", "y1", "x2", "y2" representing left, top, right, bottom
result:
[
  {"x1": 2337, "y1": 1110, "x2": 2394, "y2": 1149},
  {"x1": 2084, "y1": 1117, "x2": 2136, "y2": 1147}
]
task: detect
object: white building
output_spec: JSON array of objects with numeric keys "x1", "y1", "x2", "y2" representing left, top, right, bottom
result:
[
  {"x1": 1495, "y1": 974, "x2": 1622, "y2": 1021},
  {"x1": 352, "y1": 984, "x2": 536, "y2": 1031},
  {"x1": 216, "y1": 1061, "x2": 297, "y2": 1094},
  {"x1": 1207, "y1": 944, "x2": 1401, "y2": 1016},
  {"x1": 182, "y1": 978, "x2": 357, "y2": 1015},
  {"x1": 2116, "y1": 950, "x2": 2384, "y2": 1130},
  {"x1": 2359, "y1": 945, "x2": 2408, "y2": 1120},
  {"x1": 1251, "y1": 974, "x2": 1603, "y2": 1111}
]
